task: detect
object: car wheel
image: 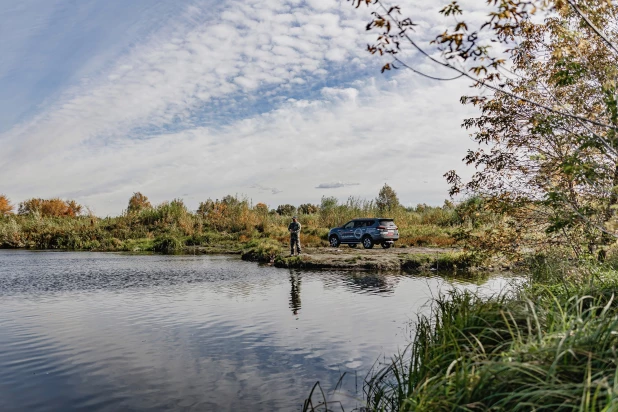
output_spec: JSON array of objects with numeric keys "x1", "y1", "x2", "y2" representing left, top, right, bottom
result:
[
  {"x1": 329, "y1": 235, "x2": 340, "y2": 248},
  {"x1": 349, "y1": 243, "x2": 357, "y2": 248},
  {"x1": 381, "y1": 242, "x2": 391, "y2": 249},
  {"x1": 362, "y1": 236, "x2": 374, "y2": 249}
]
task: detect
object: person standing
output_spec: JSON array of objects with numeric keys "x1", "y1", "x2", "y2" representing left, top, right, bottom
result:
[{"x1": 288, "y1": 216, "x2": 302, "y2": 256}]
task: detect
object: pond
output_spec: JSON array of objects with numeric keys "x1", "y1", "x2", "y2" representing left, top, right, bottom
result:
[{"x1": 0, "y1": 250, "x2": 511, "y2": 411}]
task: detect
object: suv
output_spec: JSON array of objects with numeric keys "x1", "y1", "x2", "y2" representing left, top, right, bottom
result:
[{"x1": 328, "y1": 218, "x2": 399, "y2": 249}]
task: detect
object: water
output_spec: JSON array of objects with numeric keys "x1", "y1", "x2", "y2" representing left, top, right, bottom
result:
[{"x1": 0, "y1": 250, "x2": 510, "y2": 411}]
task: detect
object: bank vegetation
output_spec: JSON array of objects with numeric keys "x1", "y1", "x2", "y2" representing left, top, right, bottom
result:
[{"x1": 0, "y1": 187, "x2": 486, "y2": 256}]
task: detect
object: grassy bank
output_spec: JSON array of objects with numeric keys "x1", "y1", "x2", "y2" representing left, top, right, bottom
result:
[
  {"x1": 0, "y1": 195, "x2": 475, "y2": 254},
  {"x1": 304, "y1": 262, "x2": 618, "y2": 411}
]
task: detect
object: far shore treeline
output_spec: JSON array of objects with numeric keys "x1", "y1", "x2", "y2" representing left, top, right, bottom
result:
[{"x1": 0, "y1": 185, "x2": 485, "y2": 254}]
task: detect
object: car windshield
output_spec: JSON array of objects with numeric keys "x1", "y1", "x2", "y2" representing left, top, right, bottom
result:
[{"x1": 379, "y1": 220, "x2": 396, "y2": 227}]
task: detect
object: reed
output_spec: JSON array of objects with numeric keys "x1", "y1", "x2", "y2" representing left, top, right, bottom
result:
[
  {"x1": 303, "y1": 265, "x2": 618, "y2": 411},
  {"x1": 0, "y1": 194, "x2": 463, "y2": 252}
]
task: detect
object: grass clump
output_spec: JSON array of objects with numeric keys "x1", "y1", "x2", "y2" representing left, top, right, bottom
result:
[
  {"x1": 433, "y1": 251, "x2": 485, "y2": 271},
  {"x1": 400, "y1": 251, "x2": 485, "y2": 273},
  {"x1": 153, "y1": 235, "x2": 183, "y2": 254},
  {"x1": 304, "y1": 263, "x2": 618, "y2": 411},
  {"x1": 122, "y1": 238, "x2": 155, "y2": 252},
  {"x1": 241, "y1": 238, "x2": 283, "y2": 262},
  {"x1": 274, "y1": 255, "x2": 305, "y2": 268}
]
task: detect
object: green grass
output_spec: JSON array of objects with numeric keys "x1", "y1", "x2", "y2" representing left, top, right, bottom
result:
[
  {"x1": 399, "y1": 251, "x2": 484, "y2": 273},
  {"x1": 241, "y1": 238, "x2": 283, "y2": 262},
  {"x1": 0, "y1": 196, "x2": 469, "y2": 253},
  {"x1": 304, "y1": 265, "x2": 618, "y2": 411},
  {"x1": 153, "y1": 235, "x2": 184, "y2": 254}
]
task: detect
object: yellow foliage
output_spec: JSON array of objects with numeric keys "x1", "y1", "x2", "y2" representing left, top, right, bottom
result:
[
  {"x1": 0, "y1": 194, "x2": 14, "y2": 215},
  {"x1": 18, "y1": 198, "x2": 83, "y2": 217},
  {"x1": 128, "y1": 192, "x2": 151, "y2": 213}
]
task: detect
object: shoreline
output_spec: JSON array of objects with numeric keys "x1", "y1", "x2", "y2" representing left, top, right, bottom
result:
[
  {"x1": 0, "y1": 245, "x2": 509, "y2": 274},
  {"x1": 241, "y1": 246, "x2": 510, "y2": 273}
]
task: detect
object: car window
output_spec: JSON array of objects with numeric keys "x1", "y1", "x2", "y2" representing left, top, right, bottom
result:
[
  {"x1": 343, "y1": 221, "x2": 355, "y2": 229},
  {"x1": 365, "y1": 220, "x2": 376, "y2": 227},
  {"x1": 353, "y1": 220, "x2": 365, "y2": 228},
  {"x1": 379, "y1": 220, "x2": 396, "y2": 227}
]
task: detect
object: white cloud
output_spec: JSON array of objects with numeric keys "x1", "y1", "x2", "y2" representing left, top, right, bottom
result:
[
  {"x1": 2, "y1": 71, "x2": 477, "y2": 215},
  {"x1": 0, "y1": 0, "x2": 489, "y2": 215},
  {"x1": 0, "y1": 0, "x2": 376, "y2": 160},
  {"x1": 316, "y1": 182, "x2": 360, "y2": 189}
]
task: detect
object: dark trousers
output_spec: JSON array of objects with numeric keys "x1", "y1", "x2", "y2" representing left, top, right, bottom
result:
[{"x1": 290, "y1": 236, "x2": 301, "y2": 254}]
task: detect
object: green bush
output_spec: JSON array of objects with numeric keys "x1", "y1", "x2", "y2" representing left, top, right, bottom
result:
[
  {"x1": 241, "y1": 238, "x2": 283, "y2": 262},
  {"x1": 153, "y1": 235, "x2": 184, "y2": 254}
]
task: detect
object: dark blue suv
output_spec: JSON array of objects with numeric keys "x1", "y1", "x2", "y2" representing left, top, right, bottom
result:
[{"x1": 328, "y1": 218, "x2": 399, "y2": 249}]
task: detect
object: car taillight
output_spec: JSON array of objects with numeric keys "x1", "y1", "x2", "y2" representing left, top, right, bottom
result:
[{"x1": 377, "y1": 226, "x2": 386, "y2": 230}]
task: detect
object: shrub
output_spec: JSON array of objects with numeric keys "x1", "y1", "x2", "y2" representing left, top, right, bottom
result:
[
  {"x1": 0, "y1": 218, "x2": 22, "y2": 247},
  {"x1": 18, "y1": 198, "x2": 83, "y2": 217},
  {"x1": 254, "y1": 203, "x2": 269, "y2": 214},
  {"x1": 153, "y1": 235, "x2": 184, "y2": 254},
  {"x1": 241, "y1": 238, "x2": 282, "y2": 262},
  {"x1": 299, "y1": 203, "x2": 319, "y2": 214},
  {"x1": 276, "y1": 204, "x2": 296, "y2": 216},
  {"x1": 0, "y1": 194, "x2": 14, "y2": 215},
  {"x1": 127, "y1": 192, "x2": 151, "y2": 213}
]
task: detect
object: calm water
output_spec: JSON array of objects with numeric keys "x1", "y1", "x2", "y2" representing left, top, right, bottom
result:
[{"x1": 0, "y1": 250, "x2": 510, "y2": 411}]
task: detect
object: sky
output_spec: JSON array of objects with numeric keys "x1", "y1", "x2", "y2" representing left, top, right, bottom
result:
[{"x1": 0, "y1": 0, "x2": 485, "y2": 216}]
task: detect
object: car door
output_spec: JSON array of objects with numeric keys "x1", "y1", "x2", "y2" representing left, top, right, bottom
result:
[
  {"x1": 340, "y1": 221, "x2": 355, "y2": 242},
  {"x1": 361, "y1": 219, "x2": 377, "y2": 240},
  {"x1": 352, "y1": 220, "x2": 368, "y2": 242}
]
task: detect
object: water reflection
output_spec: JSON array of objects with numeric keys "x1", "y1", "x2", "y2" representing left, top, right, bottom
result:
[
  {"x1": 343, "y1": 272, "x2": 401, "y2": 294},
  {"x1": 0, "y1": 250, "x2": 510, "y2": 412},
  {"x1": 289, "y1": 272, "x2": 302, "y2": 316}
]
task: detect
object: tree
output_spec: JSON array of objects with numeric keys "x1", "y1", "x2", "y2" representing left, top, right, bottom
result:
[
  {"x1": 254, "y1": 202, "x2": 269, "y2": 215},
  {"x1": 376, "y1": 184, "x2": 400, "y2": 213},
  {"x1": 65, "y1": 200, "x2": 83, "y2": 217},
  {"x1": 320, "y1": 196, "x2": 338, "y2": 210},
  {"x1": 18, "y1": 198, "x2": 83, "y2": 217},
  {"x1": 127, "y1": 192, "x2": 151, "y2": 214},
  {"x1": 0, "y1": 195, "x2": 13, "y2": 215},
  {"x1": 352, "y1": 0, "x2": 618, "y2": 256},
  {"x1": 446, "y1": 3, "x2": 618, "y2": 256},
  {"x1": 276, "y1": 204, "x2": 297, "y2": 216},
  {"x1": 298, "y1": 203, "x2": 319, "y2": 214},
  {"x1": 221, "y1": 195, "x2": 243, "y2": 207},
  {"x1": 197, "y1": 199, "x2": 215, "y2": 217}
]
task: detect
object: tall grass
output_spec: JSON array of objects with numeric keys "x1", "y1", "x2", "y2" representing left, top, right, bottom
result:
[
  {"x1": 0, "y1": 195, "x2": 466, "y2": 251},
  {"x1": 304, "y1": 267, "x2": 618, "y2": 411}
]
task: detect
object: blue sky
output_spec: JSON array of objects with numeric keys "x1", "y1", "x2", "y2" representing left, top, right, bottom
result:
[
  {"x1": 0, "y1": 0, "x2": 480, "y2": 215},
  {"x1": 1, "y1": 0, "x2": 187, "y2": 131}
]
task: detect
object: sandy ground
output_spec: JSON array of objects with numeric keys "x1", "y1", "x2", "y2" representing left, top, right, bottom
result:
[{"x1": 272, "y1": 245, "x2": 464, "y2": 271}]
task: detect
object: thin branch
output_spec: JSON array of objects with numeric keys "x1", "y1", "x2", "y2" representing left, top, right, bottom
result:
[
  {"x1": 373, "y1": 0, "x2": 618, "y2": 132},
  {"x1": 567, "y1": 0, "x2": 618, "y2": 58},
  {"x1": 392, "y1": 57, "x2": 464, "y2": 81},
  {"x1": 537, "y1": 79, "x2": 618, "y2": 157}
]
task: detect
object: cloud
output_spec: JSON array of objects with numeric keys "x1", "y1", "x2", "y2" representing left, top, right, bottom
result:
[
  {"x1": 316, "y1": 182, "x2": 360, "y2": 189},
  {"x1": 0, "y1": 0, "x2": 488, "y2": 215},
  {"x1": 3, "y1": 71, "x2": 477, "y2": 215},
  {"x1": 249, "y1": 184, "x2": 282, "y2": 195},
  {"x1": 0, "y1": 0, "x2": 379, "y2": 167}
]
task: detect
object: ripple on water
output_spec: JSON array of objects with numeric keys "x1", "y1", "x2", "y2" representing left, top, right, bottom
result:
[{"x1": 0, "y1": 250, "x2": 512, "y2": 412}]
